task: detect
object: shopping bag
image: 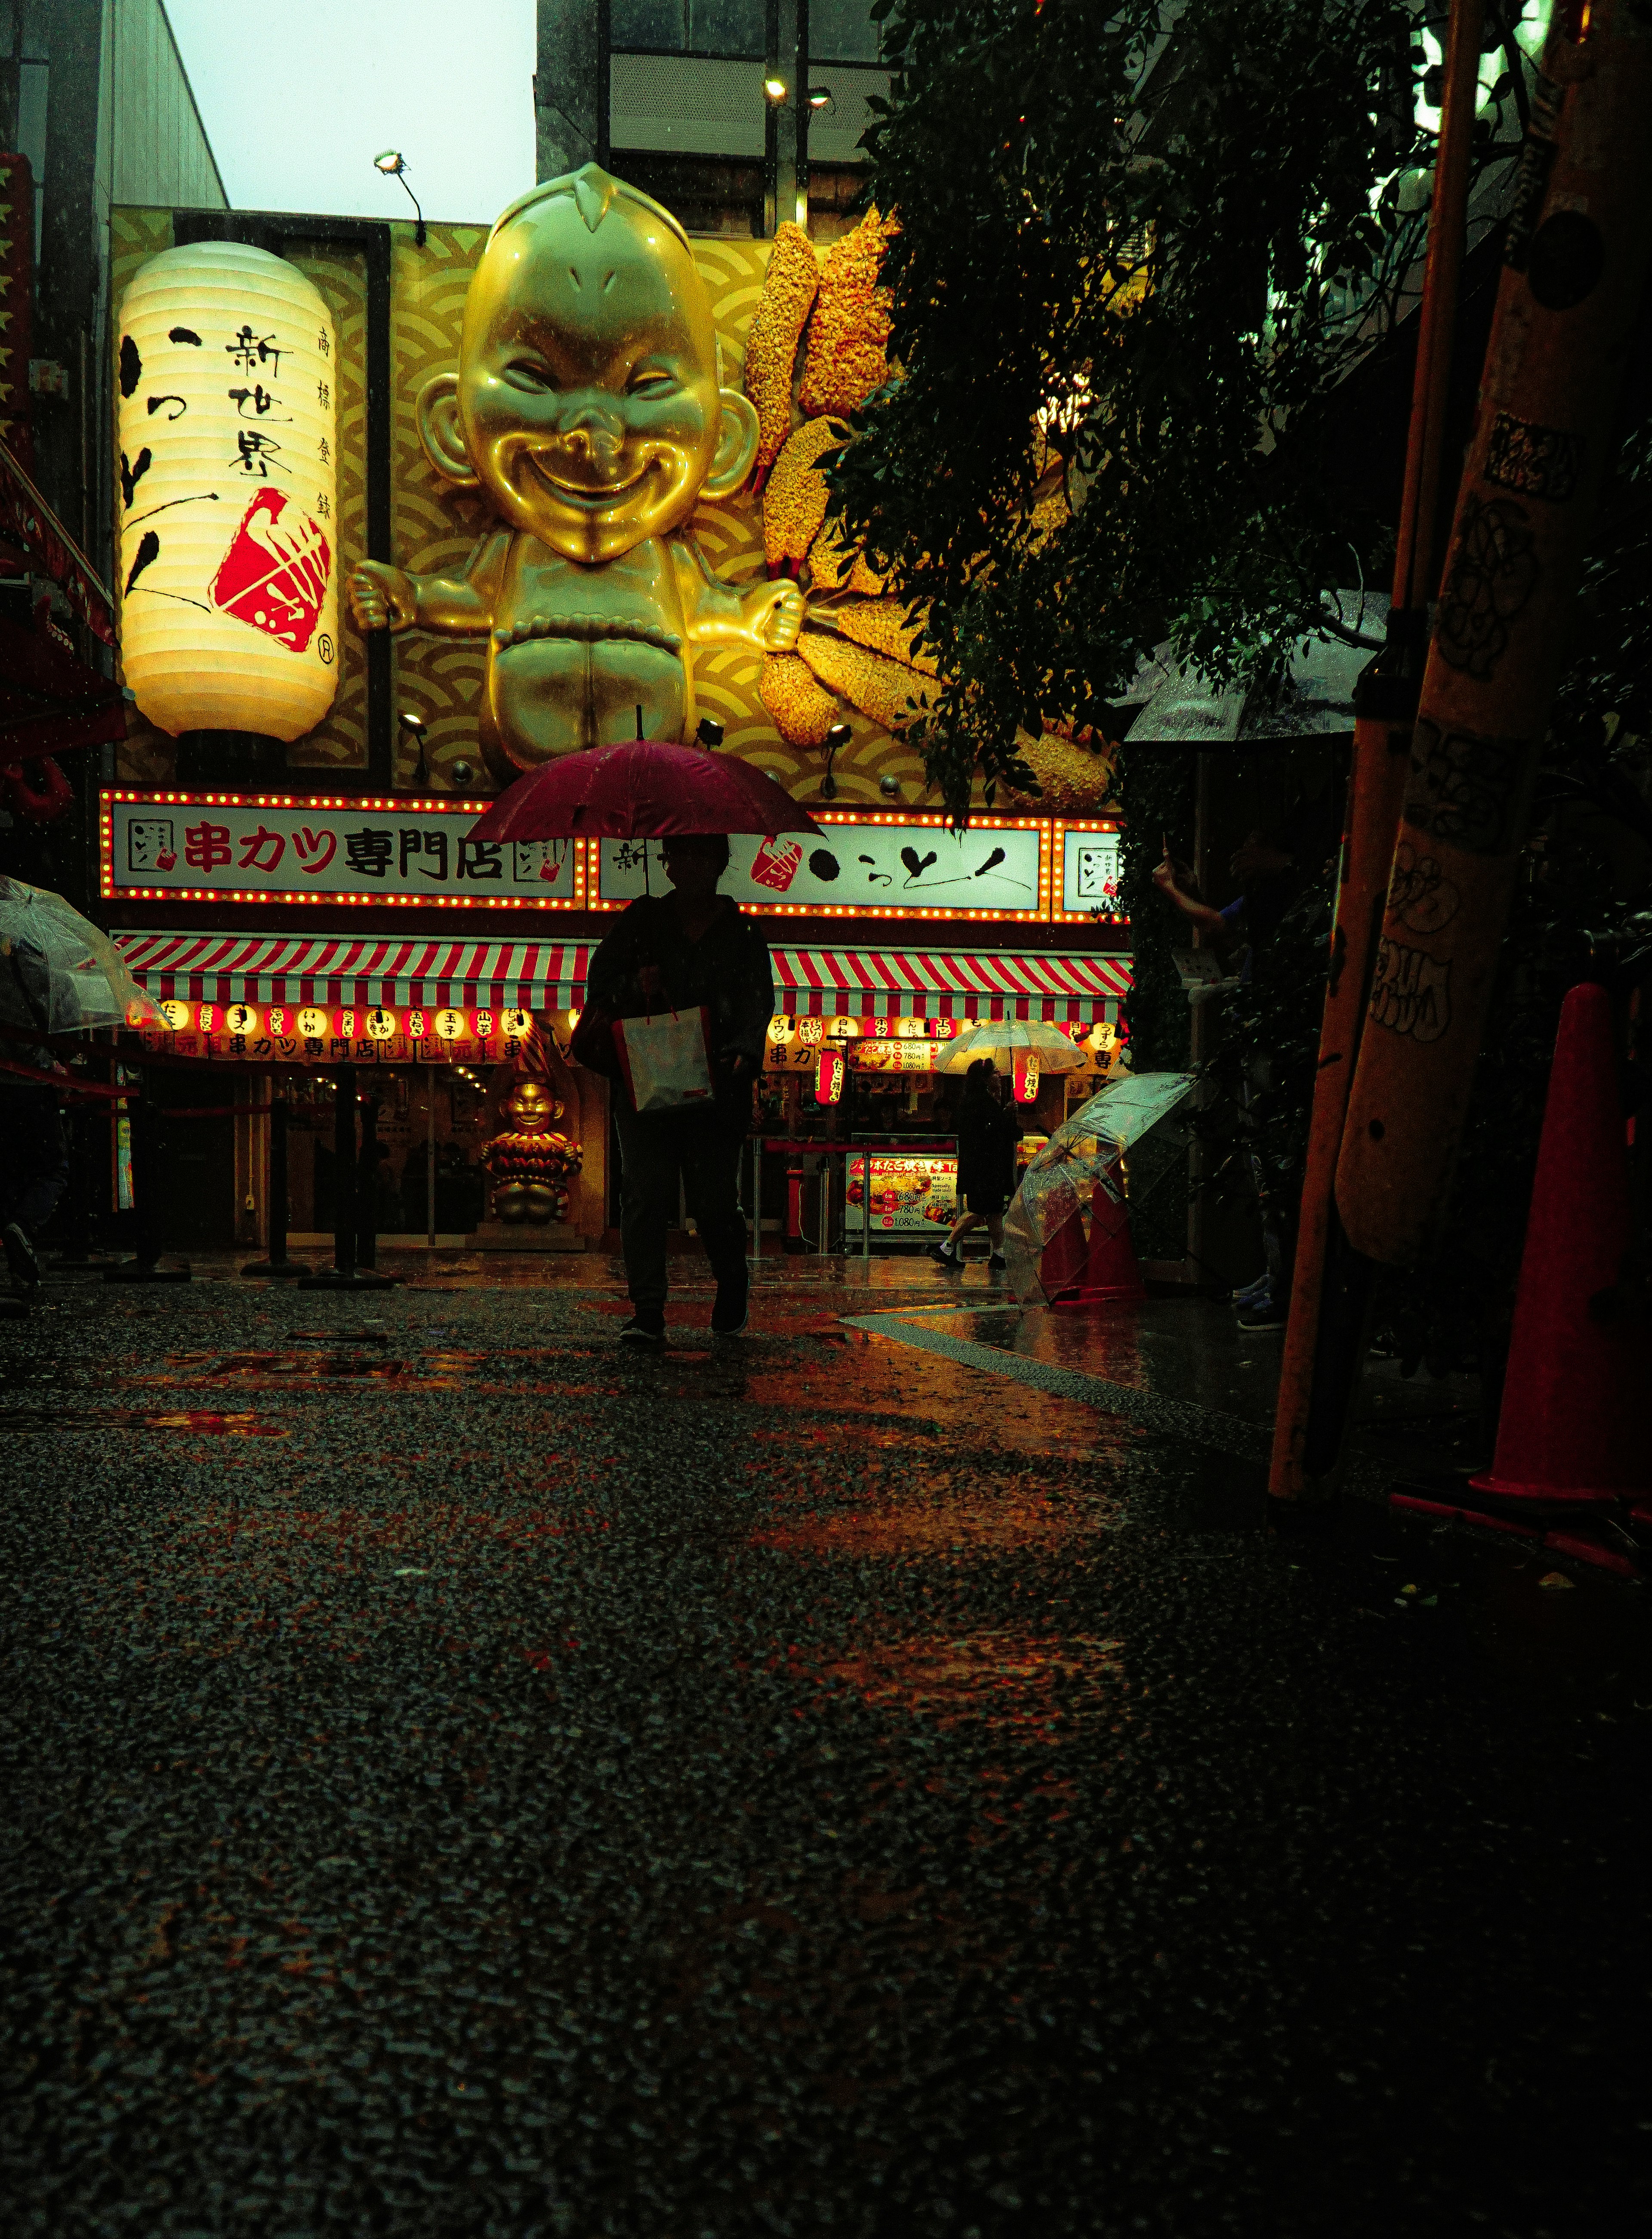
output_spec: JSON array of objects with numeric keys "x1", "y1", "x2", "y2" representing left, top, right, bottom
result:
[{"x1": 612, "y1": 1007, "x2": 715, "y2": 1113}]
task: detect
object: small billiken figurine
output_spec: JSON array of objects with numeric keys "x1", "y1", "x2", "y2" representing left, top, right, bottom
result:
[
  {"x1": 347, "y1": 165, "x2": 804, "y2": 783},
  {"x1": 482, "y1": 1074, "x2": 583, "y2": 1225}
]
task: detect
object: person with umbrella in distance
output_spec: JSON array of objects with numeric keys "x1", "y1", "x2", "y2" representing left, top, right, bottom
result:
[
  {"x1": 576, "y1": 833, "x2": 774, "y2": 1345},
  {"x1": 930, "y1": 1058, "x2": 1022, "y2": 1273}
]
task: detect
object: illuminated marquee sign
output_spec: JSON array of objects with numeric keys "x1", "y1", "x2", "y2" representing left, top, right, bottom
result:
[
  {"x1": 594, "y1": 813, "x2": 1050, "y2": 920},
  {"x1": 102, "y1": 791, "x2": 582, "y2": 909},
  {"x1": 1054, "y1": 820, "x2": 1125, "y2": 924}
]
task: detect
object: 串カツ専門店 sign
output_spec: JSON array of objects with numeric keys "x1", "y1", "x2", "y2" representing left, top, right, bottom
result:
[{"x1": 102, "y1": 792, "x2": 580, "y2": 908}]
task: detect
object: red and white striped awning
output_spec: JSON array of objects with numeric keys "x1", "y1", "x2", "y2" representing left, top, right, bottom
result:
[
  {"x1": 115, "y1": 932, "x2": 1133, "y2": 1022},
  {"x1": 773, "y1": 947, "x2": 1131, "y2": 1021},
  {"x1": 115, "y1": 932, "x2": 593, "y2": 1011}
]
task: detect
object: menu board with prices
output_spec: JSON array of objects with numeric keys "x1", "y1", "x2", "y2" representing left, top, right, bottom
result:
[{"x1": 847, "y1": 1153, "x2": 959, "y2": 1236}]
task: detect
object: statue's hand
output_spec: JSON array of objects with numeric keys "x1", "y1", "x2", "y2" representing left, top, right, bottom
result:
[
  {"x1": 348, "y1": 560, "x2": 417, "y2": 634},
  {"x1": 746, "y1": 579, "x2": 805, "y2": 651}
]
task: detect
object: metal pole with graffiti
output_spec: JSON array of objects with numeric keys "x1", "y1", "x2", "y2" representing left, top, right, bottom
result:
[
  {"x1": 1268, "y1": 0, "x2": 1485, "y2": 1501},
  {"x1": 1337, "y1": 0, "x2": 1652, "y2": 1278}
]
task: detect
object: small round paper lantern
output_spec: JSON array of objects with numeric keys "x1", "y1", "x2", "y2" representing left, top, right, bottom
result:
[
  {"x1": 296, "y1": 1007, "x2": 328, "y2": 1039},
  {"x1": 366, "y1": 1007, "x2": 396, "y2": 1039},
  {"x1": 268, "y1": 1007, "x2": 287, "y2": 1035},
  {"x1": 435, "y1": 1009, "x2": 466, "y2": 1040},
  {"x1": 502, "y1": 1008, "x2": 533, "y2": 1040},
  {"x1": 157, "y1": 999, "x2": 189, "y2": 1030},
  {"x1": 198, "y1": 1003, "x2": 218, "y2": 1034},
  {"x1": 116, "y1": 241, "x2": 339, "y2": 741},
  {"x1": 407, "y1": 1008, "x2": 427, "y2": 1039},
  {"x1": 225, "y1": 1001, "x2": 259, "y2": 1035}
]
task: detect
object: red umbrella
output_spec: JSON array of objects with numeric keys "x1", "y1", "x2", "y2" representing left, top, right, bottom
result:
[{"x1": 468, "y1": 739, "x2": 823, "y2": 843}]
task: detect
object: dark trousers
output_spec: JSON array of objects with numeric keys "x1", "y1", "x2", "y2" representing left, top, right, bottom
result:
[
  {"x1": 0, "y1": 1089, "x2": 70, "y2": 1236},
  {"x1": 614, "y1": 1102, "x2": 748, "y2": 1312}
]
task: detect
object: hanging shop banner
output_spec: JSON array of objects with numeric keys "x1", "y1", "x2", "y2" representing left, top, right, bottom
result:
[
  {"x1": 847, "y1": 1153, "x2": 959, "y2": 1237},
  {"x1": 102, "y1": 790, "x2": 582, "y2": 910},
  {"x1": 1052, "y1": 820, "x2": 1125, "y2": 924},
  {"x1": 592, "y1": 813, "x2": 1049, "y2": 920},
  {"x1": 763, "y1": 1014, "x2": 956, "y2": 1073}
]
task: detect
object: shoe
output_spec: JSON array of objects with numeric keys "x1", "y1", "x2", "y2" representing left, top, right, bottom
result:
[
  {"x1": 3, "y1": 1222, "x2": 41, "y2": 1292},
  {"x1": 988, "y1": 1252, "x2": 1008, "y2": 1271},
  {"x1": 1231, "y1": 1271, "x2": 1270, "y2": 1305},
  {"x1": 928, "y1": 1241, "x2": 961, "y2": 1268},
  {"x1": 1235, "y1": 1294, "x2": 1287, "y2": 1332},
  {"x1": 711, "y1": 1285, "x2": 749, "y2": 1336},
  {"x1": 620, "y1": 1310, "x2": 666, "y2": 1347}
]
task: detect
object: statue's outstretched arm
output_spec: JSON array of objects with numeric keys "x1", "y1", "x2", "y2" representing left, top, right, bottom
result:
[
  {"x1": 348, "y1": 529, "x2": 509, "y2": 637},
  {"x1": 675, "y1": 533, "x2": 803, "y2": 653}
]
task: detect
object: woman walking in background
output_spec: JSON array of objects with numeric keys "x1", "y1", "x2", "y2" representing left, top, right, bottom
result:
[{"x1": 930, "y1": 1058, "x2": 1020, "y2": 1272}]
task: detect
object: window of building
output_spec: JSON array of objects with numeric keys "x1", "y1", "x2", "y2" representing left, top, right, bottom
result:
[
  {"x1": 610, "y1": 0, "x2": 768, "y2": 56},
  {"x1": 809, "y1": 0, "x2": 881, "y2": 63}
]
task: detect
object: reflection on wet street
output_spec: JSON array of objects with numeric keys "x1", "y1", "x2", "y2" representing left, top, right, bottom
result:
[{"x1": 3, "y1": 1253, "x2": 1649, "y2": 2237}]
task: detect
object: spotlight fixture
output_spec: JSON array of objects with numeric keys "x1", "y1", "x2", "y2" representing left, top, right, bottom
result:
[
  {"x1": 821, "y1": 719, "x2": 852, "y2": 802},
  {"x1": 373, "y1": 148, "x2": 425, "y2": 245},
  {"x1": 879, "y1": 772, "x2": 900, "y2": 799},
  {"x1": 697, "y1": 716, "x2": 725, "y2": 749},
  {"x1": 764, "y1": 76, "x2": 789, "y2": 102},
  {"x1": 398, "y1": 709, "x2": 431, "y2": 793},
  {"x1": 807, "y1": 85, "x2": 834, "y2": 110}
]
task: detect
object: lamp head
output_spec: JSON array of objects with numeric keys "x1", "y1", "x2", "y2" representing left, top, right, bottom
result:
[{"x1": 374, "y1": 148, "x2": 406, "y2": 176}]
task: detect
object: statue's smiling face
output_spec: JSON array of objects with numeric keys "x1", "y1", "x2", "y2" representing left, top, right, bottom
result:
[
  {"x1": 505, "y1": 1078, "x2": 559, "y2": 1133},
  {"x1": 460, "y1": 198, "x2": 724, "y2": 564}
]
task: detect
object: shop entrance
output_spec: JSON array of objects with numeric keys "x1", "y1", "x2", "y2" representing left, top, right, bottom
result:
[{"x1": 157, "y1": 1067, "x2": 238, "y2": 1251}]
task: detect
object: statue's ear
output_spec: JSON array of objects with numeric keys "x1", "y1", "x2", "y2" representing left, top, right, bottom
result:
[
  {"x1": 703, "y1": 387, "x2": 760, "y2": 499},
  {"x1": 417, "y1": 370, "x2": 480, "y2": 488}
]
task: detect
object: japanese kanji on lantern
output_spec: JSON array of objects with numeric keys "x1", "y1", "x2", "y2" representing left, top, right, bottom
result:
[{"x1": 115, "y1": 241, "x2": 339, "y2": 742}]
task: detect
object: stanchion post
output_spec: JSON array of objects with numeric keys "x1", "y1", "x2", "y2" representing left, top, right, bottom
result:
[
  {"x1": 356, "y1": 1091, "x2": 381, "y2": 1271},
  {"x1": 241, "y1": 1099, "x2": 307, "y2": 1277}
]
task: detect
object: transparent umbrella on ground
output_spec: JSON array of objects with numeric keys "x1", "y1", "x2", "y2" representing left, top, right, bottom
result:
[
  {"x1": 1003, "y1": 1070, "x2": 1195, "y2": 1305},
  {"x1": 0, "y1": 876, "x2": 162, "y2": 1040}
]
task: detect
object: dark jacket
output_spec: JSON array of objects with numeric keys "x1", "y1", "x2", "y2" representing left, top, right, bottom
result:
[
  {"x1": 954, "y1": 1084, "x2": 1020, "y2": 1197},
  {"x1": 584, "y1": 895, "x2": 774, "y2": 1101}
]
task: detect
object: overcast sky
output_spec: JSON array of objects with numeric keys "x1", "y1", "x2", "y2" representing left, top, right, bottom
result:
[{"x1": 166, "y1": 0, "x2": 537, "y2": 226}]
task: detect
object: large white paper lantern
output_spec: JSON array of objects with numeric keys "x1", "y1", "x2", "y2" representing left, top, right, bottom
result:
[{"x1": 116, "y1": 241, "x2": 339, "y2": 741}]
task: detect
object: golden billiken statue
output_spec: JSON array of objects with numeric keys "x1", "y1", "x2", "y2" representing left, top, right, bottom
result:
[{"x1": 347, "y1": 167, "x2": 803, "y2": 778}]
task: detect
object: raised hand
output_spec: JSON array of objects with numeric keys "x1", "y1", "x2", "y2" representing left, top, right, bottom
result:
[
  {"x1": 348, "y1": 560, "x2": 418, "y2": 634},
  {"x1": 745, "y1": 578, "x2": 805, "y2": 651}
]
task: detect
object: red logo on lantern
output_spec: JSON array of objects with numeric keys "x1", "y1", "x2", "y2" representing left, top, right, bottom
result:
[{"x1": 210, "y1": 488, "x2": 333, "y2": 653}]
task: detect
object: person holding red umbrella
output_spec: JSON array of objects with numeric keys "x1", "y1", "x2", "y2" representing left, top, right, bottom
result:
[{"x1": 575, "y1": 832, "x2": 773, "y2": 1345}]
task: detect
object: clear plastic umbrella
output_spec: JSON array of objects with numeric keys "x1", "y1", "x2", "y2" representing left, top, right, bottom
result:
[
  {"x1": 937, "y1": 1018, "x2": 1090, "y2": 1074},
  {"x1": 0, "y1": 875, "x2": 163, "y2": 1038},
  {"x1": 1003, "y1": 1070, "x2": 1195, "y2": 1303}
]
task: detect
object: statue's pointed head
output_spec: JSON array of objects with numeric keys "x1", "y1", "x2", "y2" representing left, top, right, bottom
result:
[{"x1": 416, "y1": 165, "x2": 758, "y2": 564}]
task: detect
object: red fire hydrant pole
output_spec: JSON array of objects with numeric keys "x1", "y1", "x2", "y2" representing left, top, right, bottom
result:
[
  {"x1": 1268, "y1": 0, "x2": 1483, "y2": 1501},
  {"x1": 1337, "y1": 0, "x2": 1652, "y2": 1272}
]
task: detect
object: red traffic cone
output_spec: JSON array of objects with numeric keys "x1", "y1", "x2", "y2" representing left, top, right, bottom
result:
[
  {"x1": 1051, "y1": 1157, "x2": 1146, "y2": 1309},
  {"x1": 1471, "y1": 981, "x2": 1652, "y2": 1505}
]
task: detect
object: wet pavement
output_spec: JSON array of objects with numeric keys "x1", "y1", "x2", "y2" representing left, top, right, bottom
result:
[{"x1": 3, "y1": 1252, "x2": 1649, "y2": 2237}]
